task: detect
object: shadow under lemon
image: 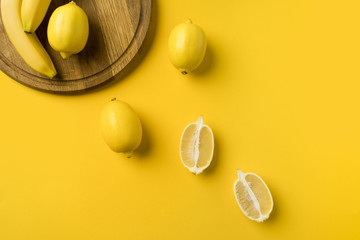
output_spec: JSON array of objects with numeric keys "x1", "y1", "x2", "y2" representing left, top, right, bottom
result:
[
  {"x1": 132, "y1": 116, "x2": 152, "y2": 159},
  {"x1": 191, "y1": 44, "x2": 215, "y2": 77}
]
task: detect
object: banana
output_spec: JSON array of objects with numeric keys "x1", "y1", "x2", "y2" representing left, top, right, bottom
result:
[
  {"x1": 1, "y1": 0, "x2": 56, "y2": 79},
  {"x1": 21, "y1": 0, "x2": 52, "y2": 33}
]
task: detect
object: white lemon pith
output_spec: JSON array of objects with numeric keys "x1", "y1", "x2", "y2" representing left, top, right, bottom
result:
[
  {"x1": 47, "y1": 1, "x2": 89, "y2": 59},
  {"x1": 168, "y1": 19, "x2": 207, "y2": 74},
  {"x1": 100, "y1": 99, "x2": 142, "y2": 157},
  {"x1": 180, "y1": 116, "x2": 214, "y2": 174},
  {"x1": 234, "y1": 170, "x2": 273, "y2": 222}
]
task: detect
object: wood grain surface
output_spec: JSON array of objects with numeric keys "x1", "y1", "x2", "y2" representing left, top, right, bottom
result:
[{"x1": 0, "y1": 0, "x2": 151, "y2": 93}]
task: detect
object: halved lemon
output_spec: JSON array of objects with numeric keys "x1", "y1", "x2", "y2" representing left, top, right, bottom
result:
[
  {"x1": 234, "y1": 169, "x2": 273, "y2": 222},
  {"x1": 180, "y1": 116, "x2": 214, "y2": 174}
]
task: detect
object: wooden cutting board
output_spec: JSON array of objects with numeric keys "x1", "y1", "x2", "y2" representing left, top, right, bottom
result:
[{"x1": 0, "y1": 0, "x2": 151, "y2": 93}]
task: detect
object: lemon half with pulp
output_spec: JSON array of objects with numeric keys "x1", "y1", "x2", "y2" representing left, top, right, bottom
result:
[
  {"x1": 234, "y1": 169, "x2": 273, "y2": 222},
  {"x1": 180, "y1": 116, "x2": 214, "y2": 174}
]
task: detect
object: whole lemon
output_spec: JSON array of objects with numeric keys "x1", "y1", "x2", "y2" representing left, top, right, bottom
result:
[
  {"x1": 100, "y1": 99, "x2": 142, "y2": 157},
  {"x1": 47, "y1": 1, "x2": 89, "y2": 59},
  {"x1": 168, "y1": 19, "x2": 207, "y2": 74}
]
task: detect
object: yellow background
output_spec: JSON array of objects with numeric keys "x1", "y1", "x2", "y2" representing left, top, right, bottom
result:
[{"x1": 1, "y1": 0, "x2": 360, "y2": 239}]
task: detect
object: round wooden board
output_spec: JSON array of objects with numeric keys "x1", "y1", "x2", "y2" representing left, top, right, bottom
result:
[{"x1": 0, "y1": 0, "x2": 151, "y2": 94}]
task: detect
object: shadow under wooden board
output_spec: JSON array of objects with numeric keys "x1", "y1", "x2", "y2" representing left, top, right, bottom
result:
[{"x1": 0, "y1": 0, "x2": 151, "y2": 94}]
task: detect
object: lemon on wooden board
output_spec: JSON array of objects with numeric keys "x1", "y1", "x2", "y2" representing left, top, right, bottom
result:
[
  {"x1": 100, "y1": 98, "x2": 142, "y2": 158},
  {"x1": 234, "y1": 170, "x2": 274, "y2": 222},
  {"x1": 168, "y1": 19, "x2": 207, "y2": 74},
  {"x1": 180, "y1": 116, "x2": 214, "y2": 174},
  {"x1": 47, "y1": 1, "x2": 89, "y2": 59}
]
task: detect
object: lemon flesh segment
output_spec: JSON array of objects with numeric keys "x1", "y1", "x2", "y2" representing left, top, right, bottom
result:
[
  {"x1": 197, "y1": 127, "x2": 214, "y2": 168},
  {"x1": 180, "y1": 124, "x2": 197, "y2": 168},
  {"x1": 180, "y1": 116, "x2": 214, "y2": 174},
  {"x1": 234, "y1": 170, "x2": 273, "y2": 222}
]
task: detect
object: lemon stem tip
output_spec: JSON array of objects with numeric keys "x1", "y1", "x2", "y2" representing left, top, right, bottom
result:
[
  {"x1": 60, "y1": 52, "x2": 72, "y2": 59},
  {"x1": 237, "y1": 169, "x2": 245, "y2": 178},
  {"x1": 124, "y1": 152, "x2": 132, "y2": 158},
  {"x1": 181, "y1": 71, "x2": 188, "y2": 75},
  {"x1": 111, "y1": 97, "x2": 117, "y2": 101},
  {"x1": 197, "y1": 116, "x2": 204, "y2": 125}
]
